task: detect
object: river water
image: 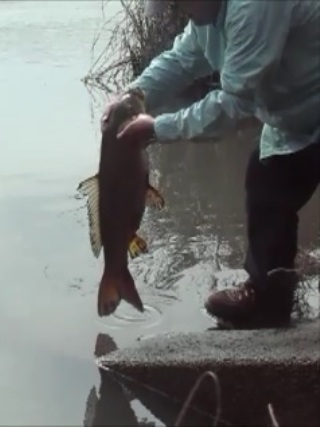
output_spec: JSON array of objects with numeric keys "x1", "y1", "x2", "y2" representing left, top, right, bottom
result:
[{"x1": 0, "y1": 1, "x2": 319, "y2": 425}]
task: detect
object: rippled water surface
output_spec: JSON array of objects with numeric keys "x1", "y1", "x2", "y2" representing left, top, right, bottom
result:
[{"x1": 0, "y1": 1, "x2": 319, "y2": 425}]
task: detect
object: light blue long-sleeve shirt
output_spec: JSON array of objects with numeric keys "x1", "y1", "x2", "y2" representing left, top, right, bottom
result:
[{"x1": 129, "y1": 0, "x2": 320, "y2": 159}]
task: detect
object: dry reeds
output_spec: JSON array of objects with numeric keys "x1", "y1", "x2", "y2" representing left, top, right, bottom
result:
[{"x1": 83, "y1": 0, "x2": 188, "y2": 94}]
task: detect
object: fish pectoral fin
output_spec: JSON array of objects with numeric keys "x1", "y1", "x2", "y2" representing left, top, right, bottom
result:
[
  {"x1": 128, "y1": 234, "x2": 148, "y2": 259},
  {"x1": 77, "y1": 174, "x2": 102, "y2": 258},
  {"x1": 146, "y1": 184, "x2": 165, "y2": 210}
]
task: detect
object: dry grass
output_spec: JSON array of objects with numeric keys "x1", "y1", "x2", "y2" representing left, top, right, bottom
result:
[{"x1": 83, "y1": 0, "x2": 188, "y2": 94}]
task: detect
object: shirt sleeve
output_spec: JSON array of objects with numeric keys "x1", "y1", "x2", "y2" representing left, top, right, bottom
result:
[
  {"x1": 154, "y1": 0, "x2": 292, "y2": 142},
  {"x1": 127, "y1": 21, "x2": 212, "y2": 112}
]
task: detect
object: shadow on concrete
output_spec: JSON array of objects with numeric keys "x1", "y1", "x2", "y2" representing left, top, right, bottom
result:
[
  {"x1": 84, "y1": 333, "x2": 231, "y2": 427},
  {"x1": 98, "y1": 320, "x2": 320, "y2": 427}
]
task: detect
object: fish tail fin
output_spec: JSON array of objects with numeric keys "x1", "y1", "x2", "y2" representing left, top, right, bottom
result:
[
  {"x1": 121, "y1": 268, "x2": 144, "y2": 313},
  {"x1": 97, "y1": 268, "x2": 144, "y2": 317},
  {"x1": 97, "y1": 270, "x2": 121, "y2": 317}
]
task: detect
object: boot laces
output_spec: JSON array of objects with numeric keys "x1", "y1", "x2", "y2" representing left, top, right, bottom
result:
[{"x1": 231, "y1": 282, "x2": 256, "y2": 302}]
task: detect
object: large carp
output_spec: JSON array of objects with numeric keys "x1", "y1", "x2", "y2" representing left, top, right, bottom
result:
[{"x1": 77, "y1": 88, "x2": 164, "y2": 316}]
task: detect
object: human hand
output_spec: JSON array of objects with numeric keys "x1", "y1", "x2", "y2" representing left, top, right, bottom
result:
[
  {"x1": 117, "y1": 114, "x2": 156, "y2": 147},
  {"x1": 100, "y1": 93, "x2": 124, "y2": 133}
]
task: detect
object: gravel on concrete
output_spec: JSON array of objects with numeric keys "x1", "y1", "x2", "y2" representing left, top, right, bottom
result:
[{"x1": 99, "y1": 320, "x2": 320, "y2": 426}]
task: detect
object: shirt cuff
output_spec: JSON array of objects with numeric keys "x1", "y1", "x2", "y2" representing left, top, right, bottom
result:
[{"x1": 154, "y1": 114, "x2": 181, "y2": 142}]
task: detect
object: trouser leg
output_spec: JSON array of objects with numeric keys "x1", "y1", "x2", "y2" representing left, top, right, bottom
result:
[
  {"x1": 244, "y1": 142, "x2": 320, "y2": 290},
  {"x1": 204, "y1": 141, "x2": 319, "y2": 324}
]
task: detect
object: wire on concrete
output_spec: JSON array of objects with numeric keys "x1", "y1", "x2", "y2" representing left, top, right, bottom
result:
[
  {"x1": 268, "y1": 403, "x2": 280, "y2": 427},
  {"x1": 174, "y1": 370, "x2": 221, "y2": 427}
]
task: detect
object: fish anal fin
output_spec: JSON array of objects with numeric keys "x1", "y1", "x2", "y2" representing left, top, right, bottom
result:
[{"x1": 128, "y1": 234, "x2": 148, "y2": 259}]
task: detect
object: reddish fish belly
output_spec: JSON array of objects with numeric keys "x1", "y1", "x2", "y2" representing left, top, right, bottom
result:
[{"x1": 97, "y1": 138, "x2": 148, "y2": 316}]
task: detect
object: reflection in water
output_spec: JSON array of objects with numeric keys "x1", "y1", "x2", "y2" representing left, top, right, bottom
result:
[
  {"x1": 84, "y1": 334, "x2": 149, "y2": 427},
  {"x1": 85, "y1": 373, "x2": 139, "y2": 427},
  {"x1": 84, "y1": 334, "x2": 139, "y2": 427}
]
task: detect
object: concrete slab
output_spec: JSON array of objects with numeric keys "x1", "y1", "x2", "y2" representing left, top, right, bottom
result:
[{"x1": 99, "y1": 320, "x2": 320, "y2": 426}]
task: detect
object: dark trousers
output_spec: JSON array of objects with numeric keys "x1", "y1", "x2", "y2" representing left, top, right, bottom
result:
[{"x1": 244, "y1": 141, "x2": 320, "y2": 290}]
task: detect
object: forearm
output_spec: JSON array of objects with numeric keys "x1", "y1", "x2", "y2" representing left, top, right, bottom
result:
[
  {"x1": 153, "y1": 0, "x2": 292, "y2": 143},
  {"x1": 153, "y1": 88, "x2": 256, "y2": 142},
  {"x1": 127, "y1": 22, "x2": 212, "y2": 113}
]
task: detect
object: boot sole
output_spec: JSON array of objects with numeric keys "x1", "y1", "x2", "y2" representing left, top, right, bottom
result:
[{"x1": 215, "y1": 315, "x2": 292, "y2": 330}]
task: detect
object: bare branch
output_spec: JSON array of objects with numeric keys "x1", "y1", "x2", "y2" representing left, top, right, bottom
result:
[{"x1": 83, "y1": 0, "x2": 188, "y2": 93}]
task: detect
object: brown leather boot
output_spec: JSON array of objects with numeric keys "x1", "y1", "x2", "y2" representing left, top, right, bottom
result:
[{"x1": 204, "y1": 268, "x2": 299, "y2": 327}]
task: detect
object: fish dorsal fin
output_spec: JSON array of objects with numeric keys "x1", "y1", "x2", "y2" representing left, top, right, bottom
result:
[{"x1": 77, "y1": 174, "x2": 102, "y2": 258}]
